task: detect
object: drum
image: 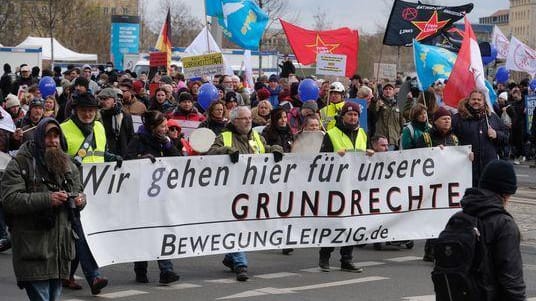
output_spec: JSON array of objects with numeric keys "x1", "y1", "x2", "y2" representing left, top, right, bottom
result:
[
  {"x1": 291, "y1": 131, "x2": 324, "y2": 154},
  {"x1": 188, "y1": 128, "x2": 216, "y2": 154}
]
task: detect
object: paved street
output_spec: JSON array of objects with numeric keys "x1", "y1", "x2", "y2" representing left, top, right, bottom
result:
[{"x1": 0, "y1": 163, "x2": 534, "y2": 300}]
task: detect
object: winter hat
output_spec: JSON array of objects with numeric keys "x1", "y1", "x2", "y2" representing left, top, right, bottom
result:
[
  {"x1": 278, "y1": 88, "x2": 292, "y2": 102},
  {"x1": 166, "y1": 119, "x2": 182, "y2": 133},
  {"x1": 98, "y1": 88, "x2": 118, "y2": 100},
  {"x1": 340, "y1": 101, "x2": 361, "y2": 116},
  {"x1": 178, "y1": 91, "x2": 193, "y2": 102},
  {"x1": 433, "y1": 106, "x2": 451, "y2": 122},
  {"x1": 498, "y1": 92, "x2": 508, "y2": 101},
  {"x1": 72, "y1": 93, "x2": 99, "y2": 108},
  {"x1": 225, "y1": 91, "x2": 238, "y2": 103},
  {"x1": 254, "y1": 82, "x2": 266, "y2": 91},
  {"x1": 73, "y1": 77, "x2": 89, "y2": 90},
  {"x1": 132, "y1": 80, "x2": 144, "y2": 94},
  {"x1": 256, "y1": 87, "x2": 270, "y2": 101},
  {"x1": 160, "y1": 75, "x2": 173, "y2": 85},
  {"x1": 82, "y1": 64, "x2": 92, "y2": 71},
  {"x1": 269, "y1": 74, "x2": 279, "y2": 82},
  {"x1": 382, "y1": 83, "x2": 394, "y2": 90},
  {"x1": 478, "y1": 160, "x2": 517, "y2": 195},
  {"x1": 29, "y1": 98, "x2": 44, "y2": 109},
  {"x1": 301, "y1": 100, "x2": 318, "y2": 112},
  {"x1": 5, "y1": 94, "x2": 20, "y2": 108}
]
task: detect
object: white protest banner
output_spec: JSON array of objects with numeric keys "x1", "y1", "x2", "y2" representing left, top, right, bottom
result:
[
  {"x1": 526, "y1": 95, "x2": 536, "y2": 132},
  {"x1": 373, "y1": 63, "x2": 397, "y2": 80},
  {"x1": 491, "y1": 25, "x2": 509, "y2": 59},
  {"x1": 81, "y1": 146, "x2": 472, "y2": 267},
  {"x1": 505, "y1": 36, "x2": 536, "y2": 76},
  {"x1": 316, "y1": 53, "x2": 346, "y2": 77},
  {"x1": 182, "y1": 52, "x2": 224, "y2": 79}
]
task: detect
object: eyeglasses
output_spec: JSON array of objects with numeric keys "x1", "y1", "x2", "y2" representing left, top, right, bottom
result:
[
  {"x1": 235, "y1": 117, "x2": 252, "y2": 121},
  {"x1": 169, "y1": 127, "x2": 179, "y2": 132}
]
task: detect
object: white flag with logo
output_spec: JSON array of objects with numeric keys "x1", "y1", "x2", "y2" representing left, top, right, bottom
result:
[
  {"x1": 243, "y1": 50, "x2": 254, "y2": 90},
  {"x1": 505, "y1": 36, "x2": 536, "y2": 76},
  {"x1": 491, "y1": 26, "x2": 509, "y2": 59}
]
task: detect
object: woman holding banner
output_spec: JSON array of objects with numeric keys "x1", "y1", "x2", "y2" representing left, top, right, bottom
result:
[{"x1": 126, "y1": 110, "x2": 181, "y2": 284}]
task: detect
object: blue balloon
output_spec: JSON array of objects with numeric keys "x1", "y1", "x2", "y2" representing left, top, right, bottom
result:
[
  {"x1": 298, "y1": 78, "x2": 319, "y2": 101},
  {"x1": 496, "y1": 67, "x2": 509, "y2": 84},
  {"x1": 39, "y1": 76, "x2": 56, "y2": 98},
  {"x1": 530, "y1": 79, "x2": 536, "y2": 91},
  {"x1": 197, "y1": 83, "x2": 219, "y2": 110},
  {"x1": 482, "y1": 46, "x2": 498, "y2": 66}
]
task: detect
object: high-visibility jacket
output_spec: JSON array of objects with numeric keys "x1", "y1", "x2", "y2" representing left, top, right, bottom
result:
[
  {"x1": 327, "y1": 126, "x2": 367, "y2": 152},
  {"x1": 61, "y1": 119, "x2": 106, "y2": 163},
  {"x1": 320, "y1": 101, "x2": 345, "y2": 131},
  {"x1": 222, "y1": 131, "x2": 265, "y2": 154}
]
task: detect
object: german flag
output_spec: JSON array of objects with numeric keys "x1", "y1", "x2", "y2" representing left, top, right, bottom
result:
[{"x1": 155, "y1": 8, "x2": 172, "y2": 69}]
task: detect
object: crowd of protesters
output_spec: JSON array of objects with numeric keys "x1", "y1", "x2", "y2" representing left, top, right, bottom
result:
[{"x1": 0, "y1": 60, "x2": 532, "y2": 300}]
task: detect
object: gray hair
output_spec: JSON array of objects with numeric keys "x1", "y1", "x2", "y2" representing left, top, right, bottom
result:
[{"x1": 229, "y1": 106, "x2": 251, "y2": 122}]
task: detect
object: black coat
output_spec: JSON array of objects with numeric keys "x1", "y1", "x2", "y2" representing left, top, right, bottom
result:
[
  {"x1": 460, "y1": 188, "x2": 526, "y2": 301},
  {"x1": 262, "y1": 124, "x2": 294, "y2": 153},
  {"x1": 100, "y1": 106, "x2": 134, "y2": 158},
  {"x1": 126, "y1": 127, "x2": 181, "y2": 159},
  {"x1": 452, "y1": 102, "x2": 508, "y2": 187}
]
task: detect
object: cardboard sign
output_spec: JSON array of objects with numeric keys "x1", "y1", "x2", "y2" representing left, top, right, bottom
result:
[
  {"x1": 182, "y1": 52, "x2": 224, "y2": 79},
  {"x1": 316, "y1": 53, "x2": 347, "y2": 77}
]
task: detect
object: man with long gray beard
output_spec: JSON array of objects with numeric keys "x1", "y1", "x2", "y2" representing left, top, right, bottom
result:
[{"x1": 1, "y1": 118, "x2": 86, "y2": 301}]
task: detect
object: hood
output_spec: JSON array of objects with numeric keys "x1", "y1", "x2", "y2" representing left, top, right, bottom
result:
[
  {"x1": 32, "y1": 117, "x2": 68, "y2": 162},
  {"x1": 461, "y1": 188, "x2": 507, "y2": 218},
  {"x1": 457, "y1": 97, "x2": 490, "y2": 119}
]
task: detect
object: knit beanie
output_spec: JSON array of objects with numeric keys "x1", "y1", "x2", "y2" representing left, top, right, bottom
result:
[
  {"x1": 478, "y1": 160, "x2": 517, "y2": 195},
  {"x1": 301, "y1": 100, "x2": 318, "y2": 112},
  {"x1": 433, "y1": 106, "x2": 451, "y2": 122}
]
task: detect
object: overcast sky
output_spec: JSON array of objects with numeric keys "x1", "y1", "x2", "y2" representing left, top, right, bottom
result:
[{"x1": 147, "y1": 0, "x2": 509, "y2": 34}]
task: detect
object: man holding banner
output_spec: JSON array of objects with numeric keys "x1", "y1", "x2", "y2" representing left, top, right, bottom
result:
[
  {"x1": 319, "y1": 101, "x2": 366, "y2": 273},
  {"x1": 208, "y1": 106, "x2": 284, "y2": 281}
]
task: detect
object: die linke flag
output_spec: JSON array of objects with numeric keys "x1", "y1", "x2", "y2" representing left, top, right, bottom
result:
[
  {"x1": 383, "y1": 0, "x2": 473, "y2": 46},
  {"x1": 280, "y1": 19, "x2": 359, "y2": 77}
]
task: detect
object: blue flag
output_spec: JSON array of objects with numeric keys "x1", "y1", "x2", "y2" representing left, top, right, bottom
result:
[
  {"x1": 413, "y1": 40, "x2": 456, "y2": 91},
  {"x1": 413, "y1": 40, "x2": 497, "y2": 106},
  {"x1": 205, "y1": 0, "x2": 268, "y2": 50}
]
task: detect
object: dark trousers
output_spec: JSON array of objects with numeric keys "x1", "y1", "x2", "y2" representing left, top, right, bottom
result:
[{"x1": 319, "y1": 246, "x2": 353, "y2": 263}]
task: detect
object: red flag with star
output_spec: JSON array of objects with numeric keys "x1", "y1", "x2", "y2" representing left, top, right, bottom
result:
[{"x1": 280, "y1": 19, "x2": 359, "y2": 77}]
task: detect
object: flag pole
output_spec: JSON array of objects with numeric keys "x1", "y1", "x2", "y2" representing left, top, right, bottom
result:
[{"x1": 202, "y1": 0, "x2": 211, "y2": 53}]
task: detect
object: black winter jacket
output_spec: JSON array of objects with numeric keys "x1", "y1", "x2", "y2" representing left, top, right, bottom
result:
[
  {"x1": 100, "y1": 104, "x2": 134, "y2": 158},
  {"x1": 452, "y1": 100, "x2": 508, "y2": 187},
  {"x1": 460, "y1": 188, "x2": 526, "y2": 301},
  {"x1": 126, "y1": 126, "x2": 181, "y2": 159}
]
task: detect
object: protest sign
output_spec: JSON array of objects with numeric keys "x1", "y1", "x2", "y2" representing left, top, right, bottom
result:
[
  {"x1": 316, "y1": 53, "x2": 346, "y2": 77},
  {"x1": 81, "y1": 146, "x2": 472, "y2": 266},
  {"x1": 182, "y1": 52, "x2": 224, "y2": 79}
]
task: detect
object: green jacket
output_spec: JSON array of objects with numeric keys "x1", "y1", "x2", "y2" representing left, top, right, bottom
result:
[
  {"x1": 400, "y1": 121, "x2": 430, "y2": 150},
  {"x1": 0, "y1": 142, "x2": 82, "y2": 283},
  {"x1": 208, "y1": 124, "x2": 283, "y2": 155},
  {"x1": 374, "y1": 98, "x2": 405, "y2": 146}
]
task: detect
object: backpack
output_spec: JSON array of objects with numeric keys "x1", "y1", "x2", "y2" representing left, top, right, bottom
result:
[{"x1": 431, "y1": 211, "x2": 493, "y2": 301}]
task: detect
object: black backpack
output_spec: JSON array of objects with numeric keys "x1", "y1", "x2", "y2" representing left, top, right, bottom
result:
[{"x1": 431, "y1": 211, "x2": 493, "y2": 301}]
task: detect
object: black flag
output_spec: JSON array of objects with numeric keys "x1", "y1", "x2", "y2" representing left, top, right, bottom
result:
[{"x1": 383, "y1": 0, "x2": 473, "y2": 46}]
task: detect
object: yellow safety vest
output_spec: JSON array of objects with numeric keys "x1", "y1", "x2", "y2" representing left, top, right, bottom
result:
[
  {"x1": 327, "y1": 126, "x2": 367, "y2": 152},
  {"x1": 60, "y1": 119, "x2": 106, "y2": 163},
  {"x1": 320, "y1": 101, "x2": 345, "y2": 131},
  {"x1": 222, "y1": 131, "x2": 265, "y2": 154}
]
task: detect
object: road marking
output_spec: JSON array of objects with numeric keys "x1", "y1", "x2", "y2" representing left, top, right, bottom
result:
[
  {"x1": 98, "y1": 290, "x2": 148, "y2": 299},
  {"x1": 204, "y1": 278, "x2": 237, "y2": 284},
  {"x1": 517, "y1": 174, "x2": 529, "y2": 177},
  {"x1": 524, "y1": 264, "x2": 536, "y2": 271},
  {"x1": 386, "y1": 256, "x2": 422, "y2": 262},
  {"x1": 155, "y1": 283, "x2": 202, "y2": 290},
  {"x1": 217, "y1": 276, "x2": 388, "y2": 299},
  {"x1": 254, "y1": 272, "x2": 299, "y2": 279},
  {"x1": 301, "y1": 261, "x2": 384, "y2": 273},
  {"x1": 401, "y1": 295, "x2": 435, "y2": 301}
]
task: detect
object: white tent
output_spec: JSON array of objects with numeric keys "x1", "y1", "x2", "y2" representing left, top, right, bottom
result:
[{"x1": 17, "y1": 36, "x2": 97, "y2": 62}]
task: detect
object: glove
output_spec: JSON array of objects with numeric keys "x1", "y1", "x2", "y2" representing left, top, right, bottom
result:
[
  {"x1": 273, "y1": 150, "x2": 284, "y2": 163},
  {"x1": 114, "y1": 155, "x2": 123, "y2": 170},
  {"x1": 229, "y1": 150, "x2": 239, "y2": 164},
  {"x1": 141, "y1": 153, "x2": 156, "y2": 163}
]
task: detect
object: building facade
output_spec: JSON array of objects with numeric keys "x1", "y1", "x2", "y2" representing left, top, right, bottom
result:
[
  {"x1": 479, "y1": 9, "x2": 510, "y2": 34},
  {"x1": 90, "y1": 0, "x2": 138, "y2": 17},
  {"x1": 509, "y1": 0, "x2": 536, "y2": 48}
]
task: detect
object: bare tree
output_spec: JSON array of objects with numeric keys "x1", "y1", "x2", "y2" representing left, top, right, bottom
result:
[
  {"x1": 312, "y1": 8, "x2": 333, "y2": 31},
  {"x1": 150, "y1": 0, "x2": 203, "y2": 47}
]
